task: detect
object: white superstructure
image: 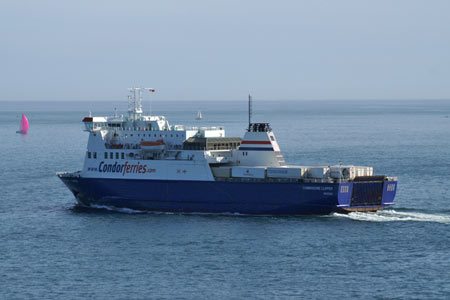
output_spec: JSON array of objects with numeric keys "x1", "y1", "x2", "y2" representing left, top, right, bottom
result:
[{"x1": 79, "y1": 88, "x2": 377, "y2": 182}]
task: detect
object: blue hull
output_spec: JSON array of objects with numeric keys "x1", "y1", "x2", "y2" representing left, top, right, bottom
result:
[{"x1": 58, "y1": 176, "x2": 397, "y2": 215}]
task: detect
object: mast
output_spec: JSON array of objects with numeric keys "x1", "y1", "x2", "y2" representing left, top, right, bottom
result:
[
  {"x1": 146, "y1": 88, "x2": 155, "y2": 116},
  {"x1": 248, "y1": 94, "x2": 252, "y2": 131},
  {"x1": 127, "y1": 87, "x2": 154, "y2": 120},
  {"x1": 127, "y1": 88, "x2": 142, "y2": 119}
]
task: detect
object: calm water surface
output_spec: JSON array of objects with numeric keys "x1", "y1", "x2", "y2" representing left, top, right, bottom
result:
[{"x1": 1, "y1": 100, "x2": 450, "y2": 299}]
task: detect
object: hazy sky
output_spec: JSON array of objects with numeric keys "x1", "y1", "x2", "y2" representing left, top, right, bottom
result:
[{"x1": 1, "y1": 0, "x2": 449, "y2": 101}]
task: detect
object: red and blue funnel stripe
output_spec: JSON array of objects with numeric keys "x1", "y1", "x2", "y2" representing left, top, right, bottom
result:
[{"x1": 239, "y1": 141, "x2": 274, "y2": 151}]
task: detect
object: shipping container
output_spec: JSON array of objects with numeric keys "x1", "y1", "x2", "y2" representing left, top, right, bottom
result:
[
  {"x1": 352, "y1": 166, "x2": 373, "y2": 177},
  {"x1": 232, "y1": 167, "x2": 266, "y2": 179},
  {"x1": 355, "y1": 166, "x2": 374, "y2": 177},
  {"x1": 307, "y1": 167, "x2": 329, "y2": 179},
  {"x1": 211, "y1": 167, "x2": 232, "y2": 178},
  {"x1": 356, "y1": 167, "x2": 364, "y2": 177},
  {"x1": 267, "y1": 167, "x2": 306, "y2": 179}
]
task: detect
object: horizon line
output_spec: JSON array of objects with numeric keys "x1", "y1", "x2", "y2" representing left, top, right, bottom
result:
[{"x1": 1, "y1": 98, "x2": 450, "y2": 102}]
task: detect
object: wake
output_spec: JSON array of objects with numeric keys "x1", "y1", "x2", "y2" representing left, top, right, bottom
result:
[
  {"x1": 332, "y1": 209, "x2": 450, "y2": 224},
  {"x1": 88, "y1": 204, "x2": 146, "y2": 214},
  {"x1": 77, "y1": 205, "x2": 450, "y2": 223}
]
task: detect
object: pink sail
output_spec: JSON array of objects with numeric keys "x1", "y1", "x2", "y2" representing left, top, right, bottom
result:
[{"x1": 21, "y1": 114, "x2": 29, "y2": 132}]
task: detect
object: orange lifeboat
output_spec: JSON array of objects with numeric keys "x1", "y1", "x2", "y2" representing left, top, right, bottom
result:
[{"x1": 140, "y1": 139, "x2": 166, "y2": 151}]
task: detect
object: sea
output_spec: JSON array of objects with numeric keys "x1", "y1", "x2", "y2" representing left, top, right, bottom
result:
[{"x1": 1, "y1": 100, "x2": 450, "y2": 299}]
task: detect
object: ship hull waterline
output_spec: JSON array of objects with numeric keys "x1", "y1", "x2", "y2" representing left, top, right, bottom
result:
[{"x1": 58, "y1": 174, "x2": 397, "y2": 215}]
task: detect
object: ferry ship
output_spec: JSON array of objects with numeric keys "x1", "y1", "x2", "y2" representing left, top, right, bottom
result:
[{"x1": 57, "y1": 88, "x2": 397, "y2": 215}]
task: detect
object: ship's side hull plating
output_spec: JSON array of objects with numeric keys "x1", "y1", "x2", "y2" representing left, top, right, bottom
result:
[{"x1": 59, "y1": 175, "x2": 397, "y2": 215}]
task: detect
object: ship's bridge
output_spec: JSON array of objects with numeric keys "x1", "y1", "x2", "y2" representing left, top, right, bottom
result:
[
  {"x1": 248, "y1": 122, "x2": 272, "y2": 132},
  {"x1": 82, "y1": 117, "x2": 108, "y2": 131},
  {"x1": 82, "y1": 115, "x2": 170, "y2": 132}
]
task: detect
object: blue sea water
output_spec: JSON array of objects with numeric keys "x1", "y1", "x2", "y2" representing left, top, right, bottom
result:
[{"x1": 1, "y1": 100, "x2": 450, "y2": 299}]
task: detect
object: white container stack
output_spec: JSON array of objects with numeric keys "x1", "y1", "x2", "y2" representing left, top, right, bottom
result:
[
  {"x1": 267, "y1": 167, "x2": 306, "y2": 179},
  {"x1": 227, "y1": 165, "x2": 373, "y2": 180},
  {"x1": 232, "y1": 167, "x2": 266, "y2": 179},
  {"x1": 329, "y1": 165, "x2": 374, "y2": 179},
  {"x1": 354, "y1": 166, "x2": 374, "y2": 177}
]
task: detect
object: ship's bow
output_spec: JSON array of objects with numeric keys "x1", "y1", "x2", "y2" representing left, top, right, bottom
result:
[{"x1": 57, "y1": 171, "x2": 87, "y2": 206}]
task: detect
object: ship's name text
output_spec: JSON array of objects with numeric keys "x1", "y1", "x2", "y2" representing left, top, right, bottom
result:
[{"x1": 97, "y1": 161, "x2": 156, "y2": 175}]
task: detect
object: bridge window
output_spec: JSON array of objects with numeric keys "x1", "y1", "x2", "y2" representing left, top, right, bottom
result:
[
  {"x1": 88, "y1": 152, "x2": 91, "y2": 159},
  {"x1": 121, "y1": 152, "x2": 124, "y2": 159},
  {"x1": 94, "y1": 152, "x2": 97, "y2": 159},
  {"x1": 110, "y1": 152, "x2": 113, "y2": 159},
  {"x1": 104, "y1": 152, "x2": 108, "y2": 159},
  {"x1": 116, "y1": 152, "x2": 119, "y2": 159}
]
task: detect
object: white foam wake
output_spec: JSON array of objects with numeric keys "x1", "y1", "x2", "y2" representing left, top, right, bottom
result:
[
  {"x1": 87, "y1": 205, "x2": 249, "y2": 216},
  {"x1": 332, "y1": 209, "x2": 450, "y2": 224},
  {"x1": 89, "y1": 204, "x2": 145, "y2": 214}
]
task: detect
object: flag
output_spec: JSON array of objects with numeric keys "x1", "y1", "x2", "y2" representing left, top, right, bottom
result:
[{"x1": 148, "y1": 88, "x2": 155, "y2": 92}]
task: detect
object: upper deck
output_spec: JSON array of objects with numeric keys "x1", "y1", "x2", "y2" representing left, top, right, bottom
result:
[{"x1": 76, "y1": 88, "x2": 392, "y2": 187}]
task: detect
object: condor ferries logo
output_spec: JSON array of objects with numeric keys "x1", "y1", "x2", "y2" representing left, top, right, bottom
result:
[{"x1": 88, "y1": 161, "x2": 156, "y2": 176}]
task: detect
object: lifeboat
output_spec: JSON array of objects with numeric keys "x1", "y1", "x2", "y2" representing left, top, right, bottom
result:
[{"x1": 140, "y1": 139, "x2": 166, "y2": 152}]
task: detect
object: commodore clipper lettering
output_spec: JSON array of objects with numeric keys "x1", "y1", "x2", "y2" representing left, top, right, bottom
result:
[{"x1": 57, "y1": 88, "x2": 398, "y2": 214}]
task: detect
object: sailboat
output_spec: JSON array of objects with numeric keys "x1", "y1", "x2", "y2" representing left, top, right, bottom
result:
[
  {"x1": 196, "y1": 110, "x2": 203, "y2": 120},
  {"x1": 16, "y1": 114, "x2": 29, "y2": 134}
]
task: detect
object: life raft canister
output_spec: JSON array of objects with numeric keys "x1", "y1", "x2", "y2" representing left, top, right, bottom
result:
[{"x1": 342, "y1": 168, "x2": 350, "y2": 177}]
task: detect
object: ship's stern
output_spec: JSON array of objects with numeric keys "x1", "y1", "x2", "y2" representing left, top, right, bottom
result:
[{"x1": 337, "y1": 177, "x2": 397, "y2": 213}]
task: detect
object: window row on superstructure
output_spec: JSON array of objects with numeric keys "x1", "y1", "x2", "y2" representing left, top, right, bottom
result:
[
  {"x1": 122, "y1": 132, "x2": 183, "y2": 138},
  {"x1": 183, "y1": 137, "x2": 242, "y2": 151},
  {"x1": 87, "y1": 151, "x2": 134, "y2": 160}
]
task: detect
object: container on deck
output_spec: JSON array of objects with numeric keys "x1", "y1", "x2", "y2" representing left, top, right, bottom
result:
[
  {"x1": 267, "y1": 167, "x2": 306, "y2": 179},
  {"x1": 353, "y1": 166, "x2": 374, "y2": 177},
  {"x1": 211, "y1": 167, "x2": 232, "y2": 178},
  {"x1": 330, "y1": 166, "x2": 357, "y2": 180},
  {"x1": 307, "y1": 167, "x2": 329, "y2": 179},
  {"x1": 232, "y1": 167, "x2": 266, "y2": 179}
]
